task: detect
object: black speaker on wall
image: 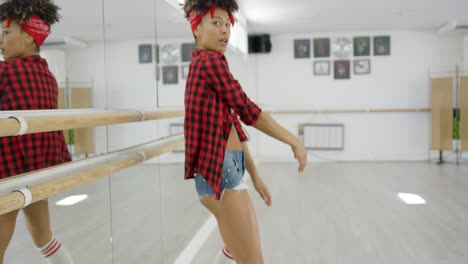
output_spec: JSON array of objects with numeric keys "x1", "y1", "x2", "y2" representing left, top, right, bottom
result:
[{"x1": 248, "y1": 34, "x2": 272, "y2": 54}]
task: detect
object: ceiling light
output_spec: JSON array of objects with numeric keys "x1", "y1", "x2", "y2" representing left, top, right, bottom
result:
[
  {"x1": 164, "y1": 0, "x2": 184, "y2": 14},
  {"x1": 398, "y1": 193, "x2": 426, "y2": 205},
  {"x1": 438, "y1": 21, "x2": 468, "y2": 34},
  {"x1": 63, "y1": 36, "x2": 88, "y2": 48},
  {"x1": 56, "y1": 194, "x2": 88, "y2": 206}
]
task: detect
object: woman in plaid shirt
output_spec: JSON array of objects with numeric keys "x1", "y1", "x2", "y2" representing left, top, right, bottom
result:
[
  {"x1": 0, "y1": 1, "x2": 73, "y2": 263},
  {"x1": 183, "y1": 1, "x2": 307, "y2": 263}
]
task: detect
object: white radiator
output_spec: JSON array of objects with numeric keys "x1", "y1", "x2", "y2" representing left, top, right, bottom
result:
[{"x1": 299, "y1": 124, "x2": 344, "y2": 150}]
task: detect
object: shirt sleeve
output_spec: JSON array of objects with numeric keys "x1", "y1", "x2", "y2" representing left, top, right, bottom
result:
[{"x1": 202, "y1": 53, "x2": 262, "y2": 126}]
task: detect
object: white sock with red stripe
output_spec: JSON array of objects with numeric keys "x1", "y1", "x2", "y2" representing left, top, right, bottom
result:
[
  {"x1": 40, "y1": 237, "x2": 74, "y2": 264},
  {"x1": 213, "y1": 246, "x2": 235, "y2": 264}
]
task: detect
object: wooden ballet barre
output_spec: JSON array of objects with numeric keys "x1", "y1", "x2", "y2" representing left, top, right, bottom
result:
[
  {"x1": 267, "y1": 108, "x2": 431, "y2": 115},
  {"x1": 0, "y1": 134, "x2": 184, "y2": 216},
  {"x1": 0, "y1": 154, "x2": 143, "y2": 215},
  {"x1": 0, "y1": 108, "x2": 184, "y2": 137},
  {"x1": 0, "y1": 107, "x2": 430, "y2": 137}
]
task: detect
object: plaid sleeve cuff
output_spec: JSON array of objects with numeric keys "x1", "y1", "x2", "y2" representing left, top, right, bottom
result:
[{"x1": 240, "y1": 102, "x2": 262, "y2": 126}]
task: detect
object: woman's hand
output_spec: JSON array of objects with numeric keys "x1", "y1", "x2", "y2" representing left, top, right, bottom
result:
[
  {"x1": 252, "y1": 176, "x2": 272, "y2": 207},
  {"x1": 292, "y1": 141, "x2": 307, "y2": 173}
]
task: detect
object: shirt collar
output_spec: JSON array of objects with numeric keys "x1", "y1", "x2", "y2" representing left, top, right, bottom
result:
[
  {"x1": 192, "y1": 48, "x2": 225, "y2": 60},
  {"x1": 5, "y1": 55, "x2": 46, "y2": 65}
]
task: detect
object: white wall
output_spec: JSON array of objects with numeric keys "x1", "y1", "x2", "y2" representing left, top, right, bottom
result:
[
  {"x1": 64, "y1": 42, "x2": 108, "y2": 154},
  {"x1": 257, "y1": 31, "x2": 461, "y2": 109},
  {"x1": 63, "y1": 30, "x2": 464, "y2": 163},
  {"x1": 40, "y1": 50, "x2": 67, "y2": 84},
  {"x1": 465, "y1": 35, "x2": 468, "y2": 71},
  {"x1": 253, "y1": 31, "x2": 463, "y2": 162}
]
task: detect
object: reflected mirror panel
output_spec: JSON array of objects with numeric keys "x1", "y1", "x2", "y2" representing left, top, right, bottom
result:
[{"x1": 2, "y1": 0, "x2": 113, "y2": 263}]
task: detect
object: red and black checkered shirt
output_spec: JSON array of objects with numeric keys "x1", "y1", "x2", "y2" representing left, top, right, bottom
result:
[
  {"x1": 184, "y1": 49, "x2": 261, "y2": 199},
  {"x1": 0, "y1": 56, "x2": 71, "y2": 179}
]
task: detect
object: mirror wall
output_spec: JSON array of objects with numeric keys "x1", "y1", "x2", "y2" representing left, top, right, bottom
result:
[
  {"x1": 4, "y1": 0, "x2": 114, "y2": 263},
  {"x1": 3, "y1": 0, "x2": 252, "y2": 263},
  {"x1": 102, "y1": 0, "x2": 162, "y2": 263}
]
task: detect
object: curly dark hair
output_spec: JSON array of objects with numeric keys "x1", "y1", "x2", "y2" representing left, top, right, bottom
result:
[
  {"x1": 0, "y1": 0, "x2": 61, "y2": 25},
  {"x1": 183, "y1": 0, "x2": 238, "y2": 19}
]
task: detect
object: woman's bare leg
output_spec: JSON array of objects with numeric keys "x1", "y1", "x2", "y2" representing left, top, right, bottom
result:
[
  {"x1": 23, "y1": 200, "x2": 74, "y2": 263},
  {"x1": 0, "y1": 209, "x2": 20, "y2": 264},
  {"x1": 22, "y1": 199, "x2": 52, "y2": 247},
  {"x1": 201, "y1": 190, "x2": 263, "y2": 264}
]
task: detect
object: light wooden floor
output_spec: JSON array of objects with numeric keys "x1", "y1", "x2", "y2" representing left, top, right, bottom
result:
[{"x1": 4, "y1": 162, "x2": 468, "y2": 264}]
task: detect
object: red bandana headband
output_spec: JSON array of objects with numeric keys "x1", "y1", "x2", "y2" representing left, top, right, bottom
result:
[
  {"x1": 6, "y1": 15, "x2": 51, "y2": 47},
  {"x1": 189, "y1": 3, "x2": 235, "y2": 32}
]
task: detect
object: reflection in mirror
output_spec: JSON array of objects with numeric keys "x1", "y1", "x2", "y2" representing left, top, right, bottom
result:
[
  {"x1": 102, "y1": 0, "x2": 163, "y2": 263},
  {"x1": 102, "y1": 0, "x2": 161, "y2": 152},
  {"x1": 2, "y1": 0, "x2": 113, "y2": 263},
  {"x1": 156, "y1": 0, "x2": 192, "y2": 109},
  {"x1": 1, "y1": 0, "x2": 247, "y2": 262},
  {"x1": 43, "y1": 0, "x2": 108, "y2": 160}
]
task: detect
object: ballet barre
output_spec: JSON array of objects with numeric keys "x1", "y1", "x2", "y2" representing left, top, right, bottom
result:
[
  {"x1": 0, "y1": 134, "x2": 184, "y2": 216},
  {"x1": 266, "y1": 108, "x2": 431, "y2": 115},
  {"x1": 0, "y1": 108, "x2": 184, "y2": 137}
]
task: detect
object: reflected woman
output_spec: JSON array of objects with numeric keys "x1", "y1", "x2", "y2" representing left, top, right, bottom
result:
[
  {"x1": 182, "y1": 0, "x2": 307, "y2": 263},
  {"x1": 0, "y1": 0, "x2": 73, "y2": 263}
]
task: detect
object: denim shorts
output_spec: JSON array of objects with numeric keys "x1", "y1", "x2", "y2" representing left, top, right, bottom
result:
[{"x1": 194, "y1": 150, "x2": 248, "y2": 199}]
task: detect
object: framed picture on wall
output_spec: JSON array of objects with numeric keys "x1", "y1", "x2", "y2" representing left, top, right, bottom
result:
[
  {"x1": 181, "y1": 43, "x2": 196, "y2": 62},
  {"x1": 313, "y1": 38, "x2": 330, "y2": 58},
  {"x1": 353, "y1": 36, "x2": 370, "y2": 56},
  {"x1": 162, "y1": 65, "x2": 178, "y2": 84},
  {"x1": 353, "y1": 59, "x2": 371, "y2": 74},
  {"x1": 314, "y1": 61, "x2": 330, "y2": 75},
  {"x1": 373, "y1": 36, "x2": 391, "y2": 56},
  {"x1": 138, "y1": 44, "x2": 152, "y2": 64},
  {"x1": 294, "y1": 39, "x2": 310, "y2": 59},
  {"x1": 181, "y1": 65, "x2": 190, "y2": 80},
  {"x1": 334, "y1": 60, "x2": 350, "y2": 79},
  {"x1": 332, "y1": 37, "x2": 352, "y2": 58},
  {"x1": 160, "y1": 44, "x2": 180, "y2": 64}
]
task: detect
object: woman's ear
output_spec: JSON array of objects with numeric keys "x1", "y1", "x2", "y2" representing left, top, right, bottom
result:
[
  {"x1": 193, "y1": 24, "x2": 201, "y2": 38},
  {"x1": 22, "y1": 31, "x2": 35, "y2": 46}
]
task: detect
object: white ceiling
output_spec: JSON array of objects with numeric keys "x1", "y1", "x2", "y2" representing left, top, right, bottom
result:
[
  {"x1": 239, "y1": 0, "x2": 468, "y2": 34},
  {"x1": 47, "y1": 0, "x2": 468, "y2": 44}
]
